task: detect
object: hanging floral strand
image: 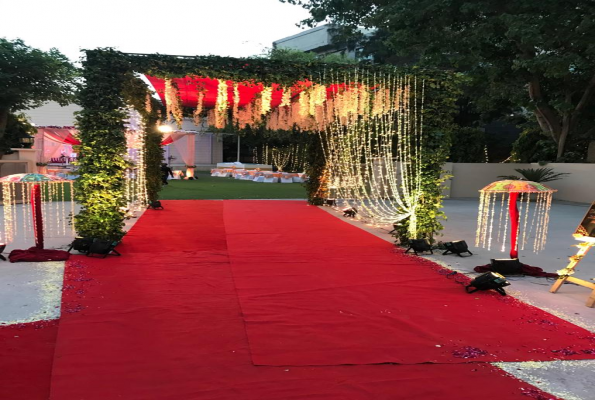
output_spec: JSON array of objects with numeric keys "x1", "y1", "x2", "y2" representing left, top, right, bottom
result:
[
  {"x1": 215, "y1": 79, "x2": 229, "y2": 129},
  {"x1": 164, "y1": 79, "x2": 183, "y2": 128},
  {"x1": 193, "y1": 85, "x2": 205, "y2": 126},
  {"x1": 232, "y1": 83, "x2": 240, "y2": 125},
  {"x1": 261, "y1": 86, "x2": 273, "y2": 115}
]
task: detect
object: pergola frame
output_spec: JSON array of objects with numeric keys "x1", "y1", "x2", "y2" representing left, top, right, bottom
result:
[{"x1": 75, "y1": 48, "x2": 459, "y2": 241}]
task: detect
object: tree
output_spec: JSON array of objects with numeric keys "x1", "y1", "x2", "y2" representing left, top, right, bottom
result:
[
  {"x1": 0, "y1": 38, "x2": 78, "y2": 146},
  {"x1": 282, "y1": 0, "x2": 595, "y2": 161}
]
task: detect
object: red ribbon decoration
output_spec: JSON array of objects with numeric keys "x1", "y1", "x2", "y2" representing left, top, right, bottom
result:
[
  {"x1": 509, "y1": 192, "x2": 519, "y2": 259},
  {"x1": 31, "y1": 184, "x2": 44, "y2": 249}
]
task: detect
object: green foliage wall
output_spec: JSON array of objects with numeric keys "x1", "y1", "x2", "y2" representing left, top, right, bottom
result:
[
  {"x1": 145, "y1": 131, "x2": 164, "y2": 203},
  {"x1": 74, "y1": 49, "x2": 129, "y2": 240},
  {"x1": 304, "y1": 133, "x2": 327, "y2": 205}
]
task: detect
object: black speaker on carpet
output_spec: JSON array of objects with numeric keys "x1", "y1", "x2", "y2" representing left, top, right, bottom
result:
[
  {"x1": 442, "y1": 240, "x2": 473, "y2": 257},
  {"x1": 325, "y1": 198, "x2": 337, "y2": 207},
  {"x1": 68, "y1": 237, "x2": 94, "y2": 254},
  {"x1": 86, "y1": 239, "x2": 121, "y2": 259},
  {"x1": 405, "y1": 239, "x2": 433, "y2": 255},
  {"x1": 148, "y1": 201, "x2": 164, "y2": 210},
  {"x1": 490, "y1": 258, "x2": 523, "y2": 275},
  {"x1": 343, "y1": 207, "x2": 357, "y2": 217},
  {"x1": 466, "y1": 271, "x2": 510, "y2": 296},
  {"x1": 0, "y1": 243, "x2": 6, "y2": 261}
]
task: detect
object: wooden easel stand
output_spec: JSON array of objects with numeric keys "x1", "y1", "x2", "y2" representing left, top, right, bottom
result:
[{"x1": 550, "y1": 242, "x2": 595, "y2": 307}]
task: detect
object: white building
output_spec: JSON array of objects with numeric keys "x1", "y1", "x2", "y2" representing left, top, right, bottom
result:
[
  {"x1": 22, "y1": 102, "x2": 224, "y2": 171},
  {"x1": 273, "y1": 24, "x2": 374, "y2": 59}
]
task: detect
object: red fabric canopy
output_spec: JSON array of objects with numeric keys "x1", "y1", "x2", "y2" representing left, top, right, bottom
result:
[
  {"x1": 145, "y1": 76, "x2": 348, "y2": 110},
  {"x1": 37, "y1": 128, "x2": 80, "y2": 145}
]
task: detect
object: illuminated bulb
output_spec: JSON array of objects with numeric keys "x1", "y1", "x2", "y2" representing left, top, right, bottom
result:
[{"x1": 158, "y1": 125, "x2": 173, "y2": 133}]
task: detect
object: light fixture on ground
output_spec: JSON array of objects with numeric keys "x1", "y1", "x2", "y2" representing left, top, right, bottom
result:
[
  {"x1": 86, "y1": 239, "x2": 121, "y2": 259},
  {"x1": 148, "y1": 200, "x2": 164, "y2": 210},
  {"x1": 405, "y1": 239, "x2": 433, "y2": 255},
  {"x1": 442, "y1": 240, "x2": 473, "y2": 257},
  {"x1": 465, "y1": 272, "x2": 510, "y2": 296},
  {"x1": 68, "y1": 237, "x2": 121, "y2": 258},
  {"x1": 68, "y1": 237, "x2": 94, "y2": 254},
  {"x1": 343, "y1": 207, "x2": 357, "y2": 217}
]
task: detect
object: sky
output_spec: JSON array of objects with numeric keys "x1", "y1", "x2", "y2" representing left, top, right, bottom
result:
[{"x1": 0, "y1": 0, "x2": 313, "y2": 62}]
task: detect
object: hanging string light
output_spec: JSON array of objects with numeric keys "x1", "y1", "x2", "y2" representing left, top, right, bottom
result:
[
  {"x1": 124, "y1": 108, "x2": 149, "y2": 215},
  {"x1": 232, "y1": 83, "x2": 240, "y2": 124},
  {"x1": 271, "y1": 146, "x2": 292, "y2": 172}
]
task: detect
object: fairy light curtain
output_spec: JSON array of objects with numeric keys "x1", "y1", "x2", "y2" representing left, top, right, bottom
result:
[
  {"x1": 254, "y1": 144, "x2": 307, "y2": 172},
  {"x1": 152, "y1": 70, "x2": 426, "y2": 235},
  {"x1": 318, "y1": 72, "x2": 424, "y2": 231},
  {"x1": 123, "y1": 109, "x2": 148, "y2": 214},
  {"x1": 476, "y1": 180, "x2": 557, "y2": 259},
  {"x1": 0, "y1": 173, "x2": 75, "y2": 245}
]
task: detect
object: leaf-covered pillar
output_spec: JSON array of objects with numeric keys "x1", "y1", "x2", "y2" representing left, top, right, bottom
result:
[
  {"x1": 412, "y1": 75, "x2": 460, "y2": 242},
  {"x1": 305, "y1": 132, "x2": 328, "y2": 206},
  {"x1": 144, "y1": 128, "x2": 164, "y2": 203},
  {"x1": 74, "y1": 49, "x2": 129, "y2": 240}
]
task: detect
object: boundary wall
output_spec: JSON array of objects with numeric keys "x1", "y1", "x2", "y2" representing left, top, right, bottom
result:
[{"x1": 443, "y1": 163, "x2": 595, "y2": 204}]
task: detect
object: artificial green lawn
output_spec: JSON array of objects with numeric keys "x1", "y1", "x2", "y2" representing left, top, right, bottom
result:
[{"x1": 158, "y1": 172, "x2": 307, "y2": 200}]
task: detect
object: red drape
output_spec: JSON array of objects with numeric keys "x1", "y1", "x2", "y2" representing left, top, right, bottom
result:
[
  {"x1": 38, "y1": 128, "x2": 81, "y2": 145},
  {"x1": 145, "y1": 76, "x2": 349, "y2": 110},
  {"x1": 160, "y1": 132, "x2": 189, "y2": 146},
  {"x1": 509, "y1": 192, "x2": 519, "y2": 259},
  {"x1": 31, "y1": 184, "x2": 44, "y2": 249}
]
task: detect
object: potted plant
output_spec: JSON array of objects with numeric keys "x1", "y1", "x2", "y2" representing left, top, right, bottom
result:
[{"x1": 498, "y1": 167, "x2": 570, "y2": 183}]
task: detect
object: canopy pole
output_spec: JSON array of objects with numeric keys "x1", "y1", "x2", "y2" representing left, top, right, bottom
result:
[
  {"x1": 237, "y1": 135, "x2": 241, "y2": 162},
  {"x1": 31, "y1": 184, "x2": 44, "y2": 249},
  {"x1": 509, "y1": 192, "x2": 519, "y2": 259}
]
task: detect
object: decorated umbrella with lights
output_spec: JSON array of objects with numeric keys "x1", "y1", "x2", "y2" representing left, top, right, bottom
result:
[
  {"x1": 0, "y1": 173, "x2": 75, "y2": 250},
  {"x1": 476, "y1": 180, "x2": 557, "y2": 259}
]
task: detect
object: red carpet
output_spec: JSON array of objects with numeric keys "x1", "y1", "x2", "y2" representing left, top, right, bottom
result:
[
  {"x1": 0, "y1": 321, "x2": 58, "y2": 400},
  {"x1": 224, "y1": 201, "x2": 595, "y2": 366},
  {"x1": 2, "y1": 200, "x2": 572, "y2": 399}
]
